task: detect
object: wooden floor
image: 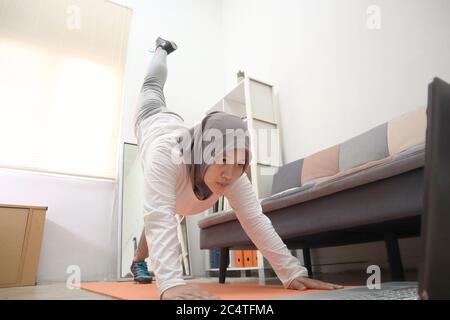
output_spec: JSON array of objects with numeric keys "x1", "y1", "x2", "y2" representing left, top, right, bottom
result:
[
  {"x1": 0, "y1": 282, "x2": 114, "y2": 300},
  {"x1": 0, "y1": 270, "x2": 417, "y2": 300}
]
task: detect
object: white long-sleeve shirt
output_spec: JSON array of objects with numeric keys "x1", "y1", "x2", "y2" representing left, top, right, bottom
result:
[{"x1": 136, "y1": 112, "x2": 308, "y2": 298}]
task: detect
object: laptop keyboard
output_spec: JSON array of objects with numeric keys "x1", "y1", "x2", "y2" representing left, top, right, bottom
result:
[{"x1": 341, "y1": 287, "x2": 418, "y2": 300}]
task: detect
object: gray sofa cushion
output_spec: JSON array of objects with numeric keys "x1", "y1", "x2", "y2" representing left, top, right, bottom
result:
[
  {"x1": 198, "y1": 209, "x2": 236, "y2": 229},
  {"x1": 261, "y1": 145, "x2": 424, "y2": 213},
  {"x1": 339, "y1": 123, "x2": 389, "y2": 171},
  {"x1": 265, "y1": 183, "x2": 315, "y2": 201},
  {"x1": 271, "y1": 158, "x2": 303, "y2": 195}
]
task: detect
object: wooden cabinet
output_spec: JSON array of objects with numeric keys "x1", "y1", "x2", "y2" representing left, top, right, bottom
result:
[{"x1": 0, "y1": 204, "x2": 47, "y2": 288}]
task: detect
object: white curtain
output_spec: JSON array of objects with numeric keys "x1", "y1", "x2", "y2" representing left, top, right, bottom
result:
[{"x1": 0, "y1": 0, "x2": 131, "y2": 179}]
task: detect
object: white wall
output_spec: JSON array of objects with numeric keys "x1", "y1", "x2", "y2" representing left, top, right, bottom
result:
[
  {"x1": 220, "y1": 0, "x2": 450, "y2": 271},
  {"x1": 0, "y1": 168, "x2": 118, "y2": 282},
  {"x1": 222, "y1": 0, "x2": 450, "y2": 160}
]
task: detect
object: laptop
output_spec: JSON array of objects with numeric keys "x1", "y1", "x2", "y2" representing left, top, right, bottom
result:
[{"x1": 272, "y1": 78, "x2": 450, "y2": 300}]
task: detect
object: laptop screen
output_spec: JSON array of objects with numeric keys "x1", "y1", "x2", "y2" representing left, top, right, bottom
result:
[{"x1": 419, "y1": 77, "x2": 450, "y2": 300}]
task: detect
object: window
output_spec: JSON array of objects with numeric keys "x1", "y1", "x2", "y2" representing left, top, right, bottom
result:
[{"x1": 0, "y1": 0, "x2": 131, "y2": 179}]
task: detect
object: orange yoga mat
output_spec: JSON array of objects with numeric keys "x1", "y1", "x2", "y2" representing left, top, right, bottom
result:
[{"x1": 81, "y1": 281, "x2": 346, "y2": 300}]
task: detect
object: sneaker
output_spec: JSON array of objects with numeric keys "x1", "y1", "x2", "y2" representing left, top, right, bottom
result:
[
  {"x1": 154, "y1": 36, "x2": 178, "y2": 55},
  {"x1": 130, "y1": 261, "x2": 153, "y2": 284}
]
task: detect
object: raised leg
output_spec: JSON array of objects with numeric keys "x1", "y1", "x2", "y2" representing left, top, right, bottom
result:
[{"x1": 134, "y1": 47, "x2": 169, "y2": 132}]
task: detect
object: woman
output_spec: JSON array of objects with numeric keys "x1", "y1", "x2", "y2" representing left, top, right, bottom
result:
[{"x1": 132, "y1": 37, "x2": 343, "y2": 300}]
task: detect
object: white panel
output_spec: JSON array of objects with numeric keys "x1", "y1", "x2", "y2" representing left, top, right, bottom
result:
[
  {"x1": 251, "y1": 119, "x2": 279, "y2": 166},
  {"x1": 121, "y1": 143, "x2": 146, "y2": 277},
  {"x1": 249, "y1": 80, "x2": 275, "y2": 123},
  {"x1": 225, "y1": 80, "x2": 245, "y2": 104},
  {"x1": 256, "y1": 164, "x2": 277, "y2": 199},
  {"x1": 224, "y1": 98, "x2": 246, "y2": 118}
]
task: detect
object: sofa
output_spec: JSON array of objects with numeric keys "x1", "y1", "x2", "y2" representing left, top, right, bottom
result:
[{"x1": 198, "y1": 106, "x2": 427, "y2": 283}]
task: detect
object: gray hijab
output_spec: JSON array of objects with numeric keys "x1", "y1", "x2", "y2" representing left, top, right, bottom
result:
[{"x1": 177, "y1": 111, "x2": 252, "y2": 200}]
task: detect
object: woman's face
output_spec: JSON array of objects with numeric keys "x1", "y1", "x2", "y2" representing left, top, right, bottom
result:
[{"x1": 204, "y1": 149, "x2": 247, "y2": 195}]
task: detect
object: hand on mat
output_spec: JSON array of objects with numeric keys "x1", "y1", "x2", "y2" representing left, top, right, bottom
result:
[
  {"x1": 161, "y1": 284, "x2": 221, "y2": 300},
  {"x1": 288, "y1": 276, "x2": 344, "y2": 291}
]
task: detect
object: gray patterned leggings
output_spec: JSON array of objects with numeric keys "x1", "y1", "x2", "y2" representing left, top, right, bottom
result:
[{"x1": 134, "y1": 47, "x2": 183, "y2": 133}]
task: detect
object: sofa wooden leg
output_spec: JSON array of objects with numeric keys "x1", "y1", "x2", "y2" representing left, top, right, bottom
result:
[
  {"x1": 384, "y1": 233, "x2": 405, "y2": 281},
  {"x1": 303, "y1": 248, "x2": 313, "y2": 278},
  {"x1": 219, "y1": 247, "x2": 229, "y2": 284}
]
